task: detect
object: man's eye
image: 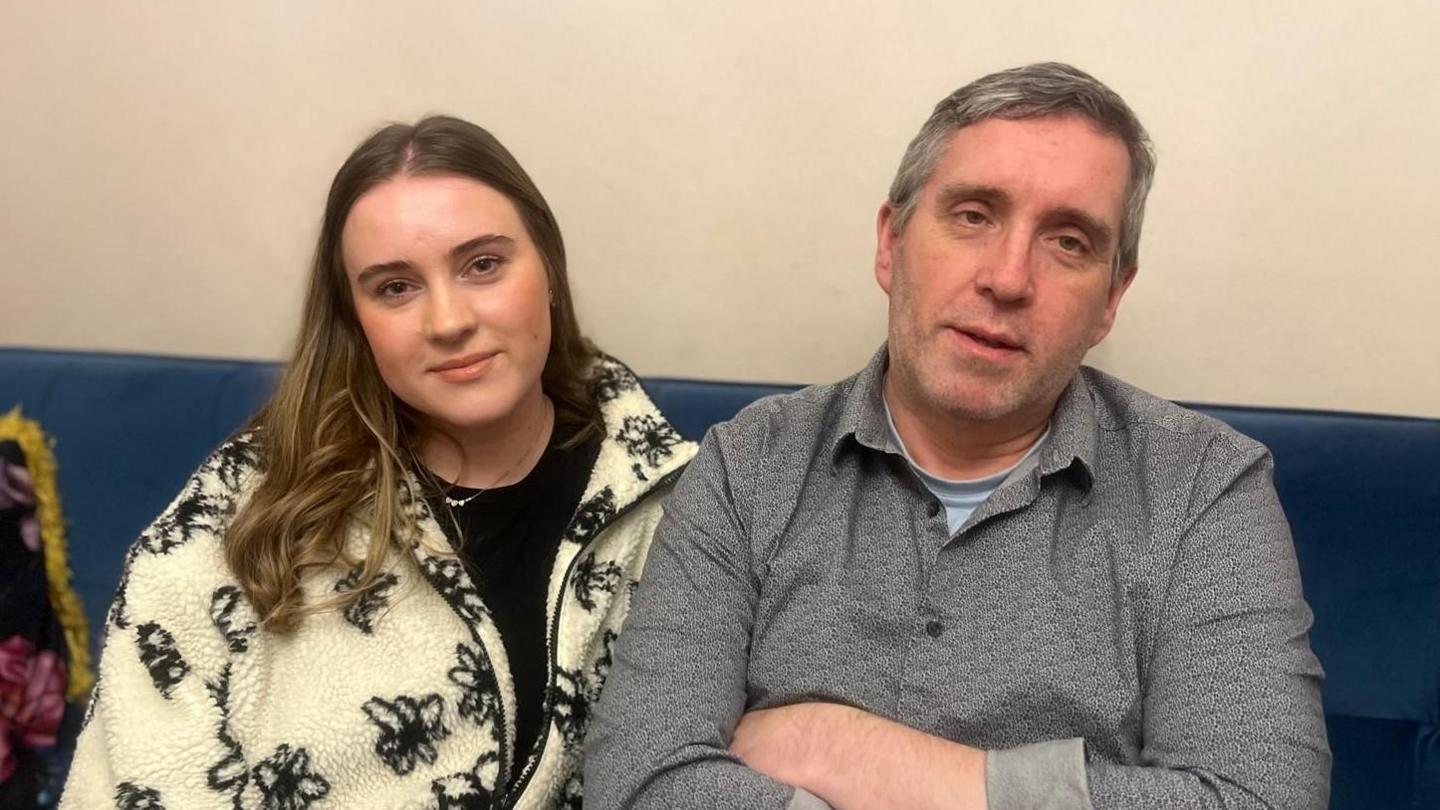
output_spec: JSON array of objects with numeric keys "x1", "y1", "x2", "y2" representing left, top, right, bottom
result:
[
  {"x1": 1057, "y1": 235, "x2": 1088, "y2": 254},
  {"x1": 958, "y1": 210, "x2": 988, "y2": 226}
]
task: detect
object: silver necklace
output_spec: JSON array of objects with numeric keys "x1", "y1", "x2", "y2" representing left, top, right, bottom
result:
[
  {"x1": 444, "y1": 399, "x2": 551, "y2": 509},
  {"x1": 444, "y1": 489, "x2": 485, "y2": 508}
]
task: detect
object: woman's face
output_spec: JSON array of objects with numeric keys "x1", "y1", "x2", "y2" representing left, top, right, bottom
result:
[{"x1": 341, "y1": 173, "x2": 552, "y2": 438}]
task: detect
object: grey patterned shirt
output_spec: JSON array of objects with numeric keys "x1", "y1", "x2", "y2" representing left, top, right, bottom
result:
[{"x1": 588, "y1": 348, "x2": 1329, "y2": 809}]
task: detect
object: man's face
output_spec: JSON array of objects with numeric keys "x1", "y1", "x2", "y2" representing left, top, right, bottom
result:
[{"x1": 876, "y1": 114, "x2": 1136, "y2": 427}]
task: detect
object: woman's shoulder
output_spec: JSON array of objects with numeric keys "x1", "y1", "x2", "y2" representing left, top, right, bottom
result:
[
  {"x1": 585, "y1": 352, "x2": 647, "y2": 406},
  {"x1": 113, "y1": 433, "x2": 263, "y2": 602},
  {"x1": 95, "y1": 436, "x2": 263, "y2": 663},
  {"x1": 142, "y1": 432, "x2": 264, "y2": 551},
  {"x1": 584, "y1": 353, "x2": 697, "y2": 496}
]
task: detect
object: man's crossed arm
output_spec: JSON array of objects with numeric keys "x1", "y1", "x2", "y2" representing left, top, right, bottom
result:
[{"x1": 584, "y1": 426, "x2": 1328, "y2": 810}]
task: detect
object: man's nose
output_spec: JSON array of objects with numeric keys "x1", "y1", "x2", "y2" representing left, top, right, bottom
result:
[
  {"x1": 423, "y1": 282, "x2": 477, "y2": 343},
  {"x1": 974, "y1": 229, "x2": 1036, "y2": 304}
]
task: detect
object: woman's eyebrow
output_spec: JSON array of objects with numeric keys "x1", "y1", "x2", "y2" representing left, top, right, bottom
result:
[
  {"x1": 447, "y1": 233, "x2": 514, "y2": 260},
  {"x1": 356, "y1": 259, "x2": 412, "y2": 284},
  {"x1": 356, "y1": 234, "x2": 517, "y2": 284}
]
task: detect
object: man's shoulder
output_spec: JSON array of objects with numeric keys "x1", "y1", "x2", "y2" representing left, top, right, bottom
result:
[
  {"x1": 707, "y1": 372, "x2": 861, "y2": 456},
  {"x1": 1079, "y1": 366, "x2": 1269, "y2": 464}
]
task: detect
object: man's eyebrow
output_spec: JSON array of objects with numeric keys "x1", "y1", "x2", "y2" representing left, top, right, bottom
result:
[
  {"x1": 934, "y1": 183, "x2": 1013, "y2": 211},
  {"x1": 355, "y1": 234, "x2": 515, "y2": 284},
  {"x1": 1046, "y1": 207, "x2": 1115, "y2": 252}
]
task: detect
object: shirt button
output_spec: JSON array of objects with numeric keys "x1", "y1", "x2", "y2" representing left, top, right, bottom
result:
[
  {"x1": 926, "y1": 501, "x2": 941, "y2": 518},
  {"x1": 925, "y1": 619, "x2": 944, "y2": 638}
]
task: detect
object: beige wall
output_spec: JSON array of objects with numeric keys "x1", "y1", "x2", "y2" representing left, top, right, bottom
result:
[{"x1": 3, "y1": 1, "x2": 1438, "y2": 417}]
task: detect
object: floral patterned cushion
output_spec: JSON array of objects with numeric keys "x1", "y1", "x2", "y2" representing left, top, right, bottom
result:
[{"x1": 0, "y1": 409, "x2": 91, "y2": 808}]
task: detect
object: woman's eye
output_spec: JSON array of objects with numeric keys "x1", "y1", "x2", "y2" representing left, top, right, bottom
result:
[
  {"x1": 468, "y1": 255, "x2": 503, "y2": 274},
  {"x1": 377, "y1": 280, "x2": 412, "y2": 298}
]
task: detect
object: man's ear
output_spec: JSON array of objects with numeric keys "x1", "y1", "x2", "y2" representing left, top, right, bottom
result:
[
  {"x1": 1090, "y1": 263, "x2": 1138, "y2": 347},
  {"x1": 875, "y1": 202, "x2": 898, "y2": 295}
]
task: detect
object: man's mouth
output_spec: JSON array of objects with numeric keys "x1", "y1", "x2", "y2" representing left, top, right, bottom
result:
[{"x1": 954, "y1": 327, "x2": 1022, "y2": 352}]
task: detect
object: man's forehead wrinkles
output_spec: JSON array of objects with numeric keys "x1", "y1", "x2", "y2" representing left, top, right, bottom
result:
[{"x1": 930, "y1": 120, "x2": 1128, "y2": 222}]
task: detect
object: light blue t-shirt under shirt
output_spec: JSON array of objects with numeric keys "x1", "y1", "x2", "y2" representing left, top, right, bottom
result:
[{"x1": 883, "y1": 398, "x2": 1050, "y2": 535}]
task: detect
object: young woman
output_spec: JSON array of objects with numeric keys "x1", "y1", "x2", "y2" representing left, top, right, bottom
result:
[{"x1": 63, "y1": 117, "x2": 694, "y2": 809}]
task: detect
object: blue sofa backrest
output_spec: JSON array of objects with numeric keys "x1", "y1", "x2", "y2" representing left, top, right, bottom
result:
[{"x1": 2, "y1": 346, "x2": 1437, "y2": 808}]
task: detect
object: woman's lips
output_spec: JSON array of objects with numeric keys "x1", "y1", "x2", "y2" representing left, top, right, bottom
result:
[{"x1": 430, "y1": 352, "x2": 497, "y2": 382}]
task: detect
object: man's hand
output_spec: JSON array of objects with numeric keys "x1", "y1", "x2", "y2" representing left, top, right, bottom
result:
[{"x1": 731, "y1": 702, "x2": 987, "y2": 810}]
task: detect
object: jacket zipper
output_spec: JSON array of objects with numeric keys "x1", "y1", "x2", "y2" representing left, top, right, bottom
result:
[{"x1": 497, "y1": 466, "x2": 684, "y2": 808}]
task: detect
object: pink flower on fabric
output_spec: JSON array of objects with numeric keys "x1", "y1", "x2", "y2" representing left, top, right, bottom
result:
[
  {"x1": 0, "y1": 635, "x2": 67, "y2": 783},
  {"x1": 0, "y1": 460, "x2": 40, "y2": 552},
  {"x1": 0, "y1": 726, "x2": 12, "y2": 784}
]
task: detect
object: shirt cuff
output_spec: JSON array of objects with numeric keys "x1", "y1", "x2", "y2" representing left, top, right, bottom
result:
[
  {"x1": 786, "y1": 787, "x2": 834, "y2": 810},
  {"x1": 985, "y1": 737, "x2": 1093, "y2": 810}
]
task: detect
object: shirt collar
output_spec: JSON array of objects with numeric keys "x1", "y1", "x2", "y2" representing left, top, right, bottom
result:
[
  {"x1": 832, "y1": 345, "x2": 1098, "y2": 490},
  {"x1": 830, "y1": 345, "x2": 893, "y2": 460},
  {"x1": 1037, "y1": 370, "x2": 1098, "y2": 490}
]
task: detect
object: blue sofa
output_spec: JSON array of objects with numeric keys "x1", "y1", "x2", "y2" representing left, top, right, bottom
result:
[{"x1": 2, "y1": 346, "x2": 1437, "y2": 808}]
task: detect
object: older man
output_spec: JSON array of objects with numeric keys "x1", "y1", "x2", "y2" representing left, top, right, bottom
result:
[{"x1": 587, "y1": 63, "x2": 1329, "y2": 809}]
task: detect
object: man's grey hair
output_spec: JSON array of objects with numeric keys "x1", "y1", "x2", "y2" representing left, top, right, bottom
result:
[{"x1": 887, "y1": 62, "x2": 1156, "y2": 281}]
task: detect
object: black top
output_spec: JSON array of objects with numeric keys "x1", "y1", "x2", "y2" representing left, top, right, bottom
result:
[{"x1": 427, "y1": 435, "x2": 601, "y2": 772}]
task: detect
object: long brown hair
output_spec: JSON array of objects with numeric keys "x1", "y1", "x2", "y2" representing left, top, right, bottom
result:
[{"x1": 227, "y1": 116, "x2": 602, "y2": 632}]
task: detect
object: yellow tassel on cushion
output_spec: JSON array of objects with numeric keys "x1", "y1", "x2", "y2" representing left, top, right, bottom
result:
[{"x1": 0, "y1": 406, "x2": 94, "y2": 699}]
